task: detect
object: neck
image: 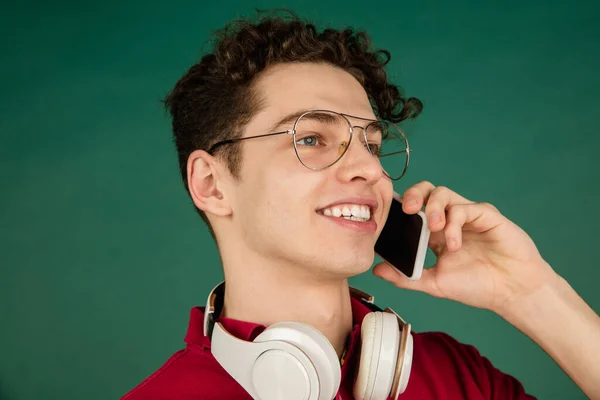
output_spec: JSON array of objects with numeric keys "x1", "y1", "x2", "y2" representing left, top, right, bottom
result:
[{"x1": 218, "y1": 250, "x2": 354, "y2": 358}]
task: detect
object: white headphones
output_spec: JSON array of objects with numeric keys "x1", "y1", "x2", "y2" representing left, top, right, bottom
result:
[{"x1": 204, "y1": 282, "x2": 414, "y2": 400}]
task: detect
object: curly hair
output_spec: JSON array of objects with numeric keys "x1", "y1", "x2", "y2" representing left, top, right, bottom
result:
[{"x1": 164, "y1": 10, "x2": 423, "y2": 236}]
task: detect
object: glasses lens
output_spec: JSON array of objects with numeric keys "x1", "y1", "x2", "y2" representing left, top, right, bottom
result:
[
  {"x1": 365, "y1": 121, "x2": 409, "y2": 180},
  {"x1": 293, "y1": 111, "x2": 352, "y2": 170}
]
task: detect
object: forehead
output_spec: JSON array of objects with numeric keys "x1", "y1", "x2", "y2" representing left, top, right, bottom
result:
[{"x1": 249, "y1": 63, "x2": 377, "y2": 130}]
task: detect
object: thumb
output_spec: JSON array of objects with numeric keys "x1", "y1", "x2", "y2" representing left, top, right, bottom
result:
[{"x1": 372, "y1": 262, "x2": 441, "y2": 298}]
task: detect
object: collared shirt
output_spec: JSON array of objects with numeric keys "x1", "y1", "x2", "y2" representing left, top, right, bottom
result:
[{"x1": 122, "y1": 297, "x2": 536, "y2": 399}]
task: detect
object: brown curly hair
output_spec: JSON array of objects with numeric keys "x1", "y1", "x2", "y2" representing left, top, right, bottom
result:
[{"x1": 164, "y1": 10, "x2": 423, "y2": 235}]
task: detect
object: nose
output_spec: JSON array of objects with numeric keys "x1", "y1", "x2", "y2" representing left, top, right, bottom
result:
[{"x1": 335, "y1": 126, "x2": 385, "y2": 183}]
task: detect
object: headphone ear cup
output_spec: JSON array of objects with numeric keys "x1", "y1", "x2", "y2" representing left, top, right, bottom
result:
[
  {"x1": 353, "y1": 312, "x2": 400, "y2": 400},
  {"x1": 397, "y1": 332, "x2": 413, "y2": 394},
  {"x1": 254, "y1": 321, "x2": 341, "y2": 400}
]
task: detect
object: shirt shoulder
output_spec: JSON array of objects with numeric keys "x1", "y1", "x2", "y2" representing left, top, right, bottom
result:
[
  {"x1": 120, "y1": 346, "x2": 252, "y2": 400},
  {"x1": 405, "y1": 331, "x2": 536, "y2": 400}
]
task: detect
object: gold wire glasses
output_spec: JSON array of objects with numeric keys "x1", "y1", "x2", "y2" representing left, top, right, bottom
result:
[{"x1": 208, "y1": 109, "x2": 411, "y2": 180}]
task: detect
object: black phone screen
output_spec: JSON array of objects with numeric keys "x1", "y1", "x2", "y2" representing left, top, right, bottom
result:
[{"x1": 374, "y1": 198, "x2": 423, "y2": 277}]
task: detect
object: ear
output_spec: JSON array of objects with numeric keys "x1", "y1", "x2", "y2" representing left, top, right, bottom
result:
[{"x1": 187, "y1": 149, "x2": 233, "y2": 217}]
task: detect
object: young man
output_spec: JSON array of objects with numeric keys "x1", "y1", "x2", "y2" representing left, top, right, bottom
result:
[{"x1": 122, "y1": 12, "x2": 600, "y2": 400}]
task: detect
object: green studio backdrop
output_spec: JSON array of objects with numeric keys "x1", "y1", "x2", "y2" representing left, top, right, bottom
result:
[{"x1": 1, "y1": 0, "x2": 599, "y2": 399}]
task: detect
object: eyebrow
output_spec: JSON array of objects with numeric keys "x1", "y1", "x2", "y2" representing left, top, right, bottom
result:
[
  {"x1": 266, "y1": 109, "x2": 312, "y2": 133},
  {"x1": 266, "y1": 109, "x2": 379, "y2": 134}
]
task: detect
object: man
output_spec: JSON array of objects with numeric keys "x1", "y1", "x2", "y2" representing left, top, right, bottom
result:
[{"x1": 122, "y1": 11, "x2": 600, "y2": 400}]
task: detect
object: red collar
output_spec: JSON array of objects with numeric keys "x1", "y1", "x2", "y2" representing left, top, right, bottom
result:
[{"x1": 185, "y1": 296, "x2": 372, "y2": 382}]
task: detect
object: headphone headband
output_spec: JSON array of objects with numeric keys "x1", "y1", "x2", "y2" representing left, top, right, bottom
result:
[
  {"x1": 203, "y1": 281, "x2": 226, "y2": 337},
  {"x1": 203, "y1": 282, "x2": 409, "y2": 337}
]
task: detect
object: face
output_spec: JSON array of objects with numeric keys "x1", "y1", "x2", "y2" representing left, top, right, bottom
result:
[{"x1": 225, "y1": 63, "x2": 393, "y2": 279}]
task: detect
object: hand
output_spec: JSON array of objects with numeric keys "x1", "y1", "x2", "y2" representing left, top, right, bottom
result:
[{"x1": 373, "y1": 181, "x2": 557, "y2": 315}]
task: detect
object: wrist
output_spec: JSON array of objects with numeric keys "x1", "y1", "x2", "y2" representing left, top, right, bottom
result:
[
  {"x1": 497, "y1": 266, "x2": 600, "y2": 399},
  {"x1": 497, "y1": 265, "x2": 566, "y2": 327}
]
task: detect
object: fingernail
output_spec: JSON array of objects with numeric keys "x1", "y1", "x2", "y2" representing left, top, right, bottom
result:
[
  {"x1": 429, "y1": 213, "x2": 441, "y2": 224},
  {"x1": 405, "y1": 197, "x2": 417, "y2": 206}
]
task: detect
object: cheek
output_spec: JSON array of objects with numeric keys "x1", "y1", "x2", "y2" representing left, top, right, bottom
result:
[
  {"x1": 377, "y1": 180, "x2": 394, "y2": 233},
  {"x1": 238, "y1": 154, "x2": 314, "y2": 226}
]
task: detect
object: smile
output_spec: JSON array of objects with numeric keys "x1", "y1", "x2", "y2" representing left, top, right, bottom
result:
[{"x1": 317, "y1": 204, "x2": 372, "y2": 222}]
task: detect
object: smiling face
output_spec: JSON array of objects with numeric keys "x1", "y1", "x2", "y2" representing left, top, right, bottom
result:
[{"x1": 218, "y1": 62, "x2": 394, "y2": 278}]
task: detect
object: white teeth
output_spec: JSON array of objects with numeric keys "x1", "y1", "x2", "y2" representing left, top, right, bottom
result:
[
  {"x1": 320, "y1": 204, "x2": 371, "y2": 222},
  {"x1": 343, "y1": 216, "x2": 364, "y2": 221},
  {"x1": 361, "y1": 206, "x2": 369, "y2": 219}
]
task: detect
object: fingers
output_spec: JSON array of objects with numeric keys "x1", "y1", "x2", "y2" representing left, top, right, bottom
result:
[
  {"x1": 444, "y1": 203, "x2": 505, "y2": 251},
  {"x1": 402, "y1": 182, "x2": 472, "y2": 220},
  {"x1": 372, "y1": 262, "x2": 442, "y2": 298},
  {"x1": 402, "y1": 181, "x2": 435, "y2": 213},
  {"x1": 402, "y1": 182, "x2": 503, "y2": 253},
  {"x1": 428, "y1": 232, "x2": 447, "y2": 256},
  {"x1": 422, "y1": 186, "x2": 455, "y2": 232},
  {"x1": 444, "y1": 205, "x2": 467, "y2": 251}
]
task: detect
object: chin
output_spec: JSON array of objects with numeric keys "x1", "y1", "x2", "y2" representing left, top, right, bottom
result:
[{"x1": 325, "y1": 254, "x2": 374, "y2": 279}]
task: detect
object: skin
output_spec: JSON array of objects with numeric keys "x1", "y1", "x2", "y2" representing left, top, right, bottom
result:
[{"x1": 188, "y1": 62, "x2": 600, "y2": 399}]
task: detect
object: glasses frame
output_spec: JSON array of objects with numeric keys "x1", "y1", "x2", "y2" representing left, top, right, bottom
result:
[{"x1": 207, "y1": 109, "x2": 412, "y2": 181}]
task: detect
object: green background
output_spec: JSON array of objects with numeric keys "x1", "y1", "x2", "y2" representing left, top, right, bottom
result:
[{"x1": 1, "y1": 0, "x2": 598, "y2": 399}]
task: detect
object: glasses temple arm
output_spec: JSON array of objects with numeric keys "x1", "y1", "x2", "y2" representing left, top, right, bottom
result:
[{"x1": 208, "y1": 130, "x2": 293, "y2": 154}]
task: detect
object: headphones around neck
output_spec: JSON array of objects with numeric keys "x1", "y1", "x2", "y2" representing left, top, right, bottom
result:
[{"x1": 204, "y1": 282, "x2": 413, "y2": 400}]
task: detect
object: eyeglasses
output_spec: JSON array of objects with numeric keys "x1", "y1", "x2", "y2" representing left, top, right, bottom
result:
[{"x1": 208, "y1": 109, "x2": 412, "y2": 180}]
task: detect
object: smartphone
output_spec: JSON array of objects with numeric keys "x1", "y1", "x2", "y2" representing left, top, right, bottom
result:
[{"x1": 374, "y1": 192, "x2": 431, "y2": 280}]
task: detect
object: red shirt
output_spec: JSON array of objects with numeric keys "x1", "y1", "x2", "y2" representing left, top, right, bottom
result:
[{"x1": 122, "y1": 297, "x2": 536, "y2": 399}]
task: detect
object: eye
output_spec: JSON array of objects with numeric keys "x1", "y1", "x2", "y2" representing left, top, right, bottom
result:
[
  {"x1": 366, "y1": 142, "x2": 381, "y2": 156},
  {"x1": 296, "y1": 135, "x2": 321, "y2": 147}
]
